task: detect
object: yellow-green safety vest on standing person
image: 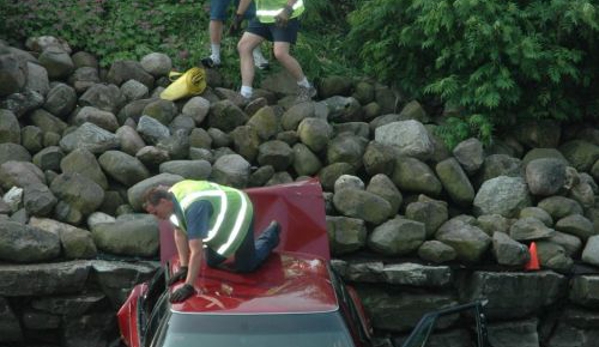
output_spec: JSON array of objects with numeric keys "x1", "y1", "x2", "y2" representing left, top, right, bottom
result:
[
  {"x1": 255, "y1": 0, "x2": 305, "y2": 23},
  {"x1": 168, "y1": 180, "x2": 253, "y2": 258}
]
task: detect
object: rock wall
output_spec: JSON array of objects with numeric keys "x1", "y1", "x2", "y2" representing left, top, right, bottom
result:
[{"x1": 1, "y1": 36, "x2": 599, "y2": 347}]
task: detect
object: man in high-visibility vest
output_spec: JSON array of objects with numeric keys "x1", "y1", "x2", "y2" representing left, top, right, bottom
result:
[
  {"x1": 235, "y1": 0, "x2": 316, "y2": 103},
  {"x1": 143, "y1": 180, "x2": 281, "y2": 303}
]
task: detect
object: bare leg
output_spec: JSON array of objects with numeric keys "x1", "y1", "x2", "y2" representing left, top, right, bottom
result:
[
  {"x1": 273, "y1": 41, "x2": 305, "y2": 82},
  {"x1": 238, "y1": 32, "x2": 265, "y2": 89}
]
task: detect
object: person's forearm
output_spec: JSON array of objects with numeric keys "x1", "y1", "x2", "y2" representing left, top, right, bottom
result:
[
  {"x1": 174, "y1": 229, "x2": 189, "y2": 266},
  {"x1": 237, "y1": 0, "x2": 252, "y2": 15},
  {"x1": 185, "y1": 248, "x2": 203, "y2": 286}
]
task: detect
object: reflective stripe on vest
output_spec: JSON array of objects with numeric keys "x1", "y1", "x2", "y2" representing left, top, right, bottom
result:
[
  {"x1": 168, "y1": 181, "x2": 252, "y2": 257},
  {"x1": 256, "y1": 0, "x2": 305, "y2": 23}
]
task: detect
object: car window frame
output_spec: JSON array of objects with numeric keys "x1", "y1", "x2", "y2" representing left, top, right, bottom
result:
[{"x1": 330, "y1": 268, "x2": 372, "y2": 346}]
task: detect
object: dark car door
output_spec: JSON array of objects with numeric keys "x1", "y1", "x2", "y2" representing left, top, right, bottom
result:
[{"x1": 331, "y1": 269, "x2": 373, "y2": 347}]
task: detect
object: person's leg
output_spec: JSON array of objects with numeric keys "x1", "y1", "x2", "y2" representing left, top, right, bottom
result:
[
  {"x1": 271, "y1": 19, "x2": 315, "y2": 101},
  {"x1": 205, "y1": 247, "x2": 227, "y2": 268},
  {"x1": 234, "y1": 220, "x2": 280, "y2": 273},
  {"x1": 203, "y1": 0, "x2": 233, "y2": 66},
  {"x1": 238, "y1": 19, "x2": 269, "y2": 98}
]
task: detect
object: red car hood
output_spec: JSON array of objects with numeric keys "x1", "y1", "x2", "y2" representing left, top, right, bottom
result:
[{"x1": 159, "y1": 178, "x2": 330, "y2": 263}]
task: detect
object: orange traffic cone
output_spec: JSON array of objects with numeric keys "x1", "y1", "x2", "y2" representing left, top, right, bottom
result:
[{"x1": 525, "y1": 242, "x2": 540, "y2": 271}]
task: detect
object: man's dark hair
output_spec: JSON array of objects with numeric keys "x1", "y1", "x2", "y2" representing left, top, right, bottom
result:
[{"x1": 143, "y1": 185, "x2": 173, "y2": 208}]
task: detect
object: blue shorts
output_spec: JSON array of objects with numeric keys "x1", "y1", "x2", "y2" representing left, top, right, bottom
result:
[
  {"x1": 210, "y1": 0, "x2": 256, "y2": 21},
  {"x1": 246, "y1": 18, "x2": 300, "y2": 44}
]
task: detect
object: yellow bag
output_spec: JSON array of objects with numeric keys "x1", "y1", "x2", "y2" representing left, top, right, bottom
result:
[{"x1": 160, "y1": 67, "x2": 207, "y2": 101}]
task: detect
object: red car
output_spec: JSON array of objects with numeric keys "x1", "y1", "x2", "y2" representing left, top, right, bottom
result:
[{"x1": 117, "y1": 179, "x2": 373, "y2": 347}]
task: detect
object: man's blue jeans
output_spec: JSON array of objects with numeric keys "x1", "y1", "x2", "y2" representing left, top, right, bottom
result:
[{"x1": 205, "y1": 220, "x2": 279, "y2": 272}]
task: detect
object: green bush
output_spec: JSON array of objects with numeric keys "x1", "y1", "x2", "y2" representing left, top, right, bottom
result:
[{"x1": 347, "y1": 0, "x2": 599, "y2": 148}]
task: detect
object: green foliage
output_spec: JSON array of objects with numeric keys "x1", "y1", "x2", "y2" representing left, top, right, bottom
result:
[{"x1": 347, "y1": 0, "x2": 599, "y2": 147}]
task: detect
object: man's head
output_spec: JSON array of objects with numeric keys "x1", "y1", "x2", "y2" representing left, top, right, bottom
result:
[{"x1": 143, "y1": 186, "x2": 174, "y2": 219}]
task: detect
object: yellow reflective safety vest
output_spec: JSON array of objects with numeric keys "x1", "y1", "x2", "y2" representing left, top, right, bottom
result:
[
  {"x1": 168, "y1": 180, "x2": 253, "y2": 258},
  {"x1": 255, "y1": 0, "x2": 305, "y2": 24}
]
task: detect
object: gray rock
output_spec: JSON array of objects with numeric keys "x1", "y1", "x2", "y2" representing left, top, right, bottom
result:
[
  {"x1": 211, "y1": 153, "x2": 251, "y2": 188},
  {"x1": 569, "y1": 275, "x2": 599, "y2": 309},
  {"x1": 182, "y1": 96, "x2": 211, "y2": 126},
  {"x1": 418, "y1": 240, "x2": 457, "y2": 263},
  {"x1": 140, "y1": 52, "x2": 172, "y2": 77},
  {"x1": 3, "y1": 186, "x2": 22, "y2": 213},
  {"x1": 292, "y1": 143, "x2": 322, "y2": 176},
  {"x1": 156, "y1": 129, "x2": 190, "y2": 160},
  {"x1": 436, "y1": 218, "x2": 491, "y2": 262},
  {"x1": 513, "y1": 120, "x2": 561, "y2": 149},
  {"x1": 555, "y1": 214, "x2": 595, "y2": 241},
  {"x1": 91, "y1": 260, "x2": 159, "y2": 308},
  {"x1": 0, "y1": 219, "x2": 60, "y2": 262},
  {"x1": 326, "y1": 215, "x2": 367, "y2": 255},
  {"x1": 247, "y1": 105, "x2": 280, "y2": 140},
  {"x1": 548, "y1": 231, "x2": 583, "y2": 257},
  {"x1": 0, "y1": 297, "x2": 23, "y2": 341},
  {"x1": 121, "y1": 79, "x2": 149, "y2": 101},
  {"x1": 519, "y1": 207, "x2": 553, "y2": 227},
  {"x1": 474, "y1": 154, "x2": 524, "y2": 188},
  {"x1": 23, "y1": 183, "x2": 57, "y2": 217},
  {"x1": 453, "y1": 138, "x2": 484, "y2": 174},
  {"x1": 60, "y1": 148, "x2": 109, "y2": 189},
  {"x1": 116, "y1": 125, "x2": 146, "y2": 156},
  {"x1": 363, "y1": 141, "x2": 397, "y2": 177},
  {"x1": 29, "y1": 217, "x2": 96, "y2": 259},
  {"x1": 136, "y1": 146, "x2": 171, "y2": 169},
  {"x1": 281, "y1": 102, "x2": 315, "y2": 131},
  {"x1": 334, "y1": 188, "x2": 393, "y2": 225},
  {"x1": 21, "y1": 125, "x2": 43, "y2": 153},
  {"x1": 142, "y1": 98, "x2": 178, "y2": 125},
  {"x1": 0, "y1": 160, "x2": 45, "y2": 190},
  {"x1": 473, "y1": 176, "x2": 531, "y2": 218},
  {"x1": 159, "y1": 160, "x2": 211, "y2": 180},
  {"x1": 366, "y1": 173, "x2": 402, "y2": 216},
  {"x1": 383, "y1": 263, "x2": 452, "y2": 287},
  {"x1": 397, "y1": 100, "x2": 429, "y2": 123},
  {"x1": 38, "y1": 46, "x2": 74, "y2": 79},
  {"x1": 26, "y1": 36, "x2": 72, "y2": 53},
  {"x1": 368, "y1": 217, "x2": 425, "y2": 255},
  {"x1": 208, "y1": 99, "x2": 248, "y2": 132},
  {"x1": 510, "y1": 217, "x2": 556, "y2": 241},
  {"x1": 332, "y1": 122, "x2": 370, "y2": 139},
  {"x1": 334, "y1": 174, "x2": 364, "y2": 192},
  {"x1": 32, "y1": 146, "x2": 63, "y2": 172},
  {"x1": 69, "y1": 66, "x2": 101, "y2": 94},
  {"x1": 326, "y1": 133, "x2": 367, "y2": 168},
  {"x1": 248, "y1": 165, "x2": 274, "y2": 187},
  {"x1": 435, "y1": 157, "x2": 475, "y2": 206},
  {"x1": 319, "y1": 75, "x2": 352, "y2": 98},
  {"x1": 526, "y1": 158, "x2": 567, "y2": 196},
  {"x1": 107, "y1": 60, "x2": 154, "y2": 88},
  {"x1": 265, "y1": 171, "x2": 293, "y2": 186},
  {"x1": 492, "y1": 231, "x2": 530, "y2": 266},
  {"x1": 207, "y1": 127, "x2": 231, "y2": 148},
  {"x1": 169, "y1": 114, "x2": 195, "y2": 134},
  {"x1": 137, "y1": 115, "x2": 171, "y2": 145},
  {"x1": 460, "y1": 271, "x2": 566, "y2": 319},
  {"x1": 0, "y1": 261, "x2": 90, "y2": 296},
  {"x1": 374, "y1": 120, "x2": 434, "y2": 160},
  {"x1": 536, "y1": 240, "x2": 574, "y2": 273},
  {"x1": 25, "y1": 61, "x2": 49, "y2": 96},
  {"x1": 79, "y1": 83, "x2": 126, "y2": 115},
  {"x1": 476, "y1": 214, "x2": 512, "y2": 235},
  {"x1": 581, "y1": 235, "x2": 599, "y2": 267},
  {"x1": 71, "y1": 51, "x2": 98, "y2": 69},
  {"x1": 50, "y1": 172, "x2": 105, "y2": 215},
  {"x1": 392, "y1": 156, "x2": 442, "y2": 196},
  {"x1": 0, "y1": 89, "x2": 44, "y2": 118},
  {"x1": 59, "y1": 122, "x2": 119, "y2": 154},
  {"x1": 91, "y1": 214, "x2": 159, "y2": 257},
  {"x1": 352, "y1": 81, "x2": 375, "y2": 105},
  {"x1": 0, "y1": 110, "x2": 20, "y2": 144},
  {"x1": 522, "y1": 148, "x2": 568, "y2": 166},
  {"x1": 0, "y1": 50, "x2": 26, "y2": 96},
  {"x1": 229, "y1": 125, "x2": 261, "y2": 162},
  {"x1": 189, "y1": 128, "x2": 212, "y2": 149},
  {"x1": 323, "y1": 96, "x2": 362, "y2": 123},
  {"x1": 297, "y1": 117, "x2": 332, "y2": 153},
  {"x1": 405, "y1": 196, "x2": 448, "y2": 238},
  {"x1": 29, "y1": 108, "x2": 68, "y2": 134},
  {"x1": 43, "y1": 83, "x2": 77, "y2": 118},
  {"x1": 126, "y1": 173, "x2": 184, "y2": 211},
  {"x1": 257, "y1": 140, "x2": 293, "y2": 171},
  {"x1": 561, "y1": 140, "x2": 599, "y2": 172},
  {"x1": 98, "y1": 150, "x2": 150, "y2": 186},
  {"x1": 537, "y1": 196, "x2": 583, "y2": 220},
  {"x1": 319, "y1": 163, "x2": 356, "y2": 192},
  {"x1": 488, "y1": 319, "x2": 540, "y2": 347},
  {"x1": 345, "y1": 262, "x2": 385, "y2": 283}
]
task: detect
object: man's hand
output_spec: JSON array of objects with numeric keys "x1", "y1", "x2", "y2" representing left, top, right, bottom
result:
[
  {"x1": 274, "y1": 6, "x2": 293, "y2": 28},
  {"x1": 167, "y1": 266, "x2": 188, "y2": 286},
  {"x1": 170, "y1": 284, "x2": 196, "y2": 303},
  {"x1": 228, "y1": 13, "x2": 244, "y2": 36}
]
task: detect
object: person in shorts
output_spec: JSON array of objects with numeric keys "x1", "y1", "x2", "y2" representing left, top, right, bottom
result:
[{"x1": 236, "y1": 0, "x2": 316, "y2": 102}]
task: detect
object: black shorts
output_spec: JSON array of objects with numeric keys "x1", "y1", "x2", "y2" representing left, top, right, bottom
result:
[{"x1": 246, "y1": 18, "x2": 300, "y2": 44}]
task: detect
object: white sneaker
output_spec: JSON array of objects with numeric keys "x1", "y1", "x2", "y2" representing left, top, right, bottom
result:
[{"x1": 252, "y1": 48, "x2": 270, "y2": 70}]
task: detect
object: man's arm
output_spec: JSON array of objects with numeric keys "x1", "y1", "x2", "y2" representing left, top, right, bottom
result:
[
  {"x1": 185, "y1": 238, "x2": 204, "y2": 287},
  {"x1": 173, "y1": 227, "x2": 189, "y2": 266}
]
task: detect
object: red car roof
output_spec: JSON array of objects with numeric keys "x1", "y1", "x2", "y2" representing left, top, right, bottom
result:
[{"x1": 170, "y1": 251, "x2": 339, "y2": 314}]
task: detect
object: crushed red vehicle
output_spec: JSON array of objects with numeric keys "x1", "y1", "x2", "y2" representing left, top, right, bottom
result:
[{"x1": 117, "y1": 179, "x2": 373, "y2": 347}]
